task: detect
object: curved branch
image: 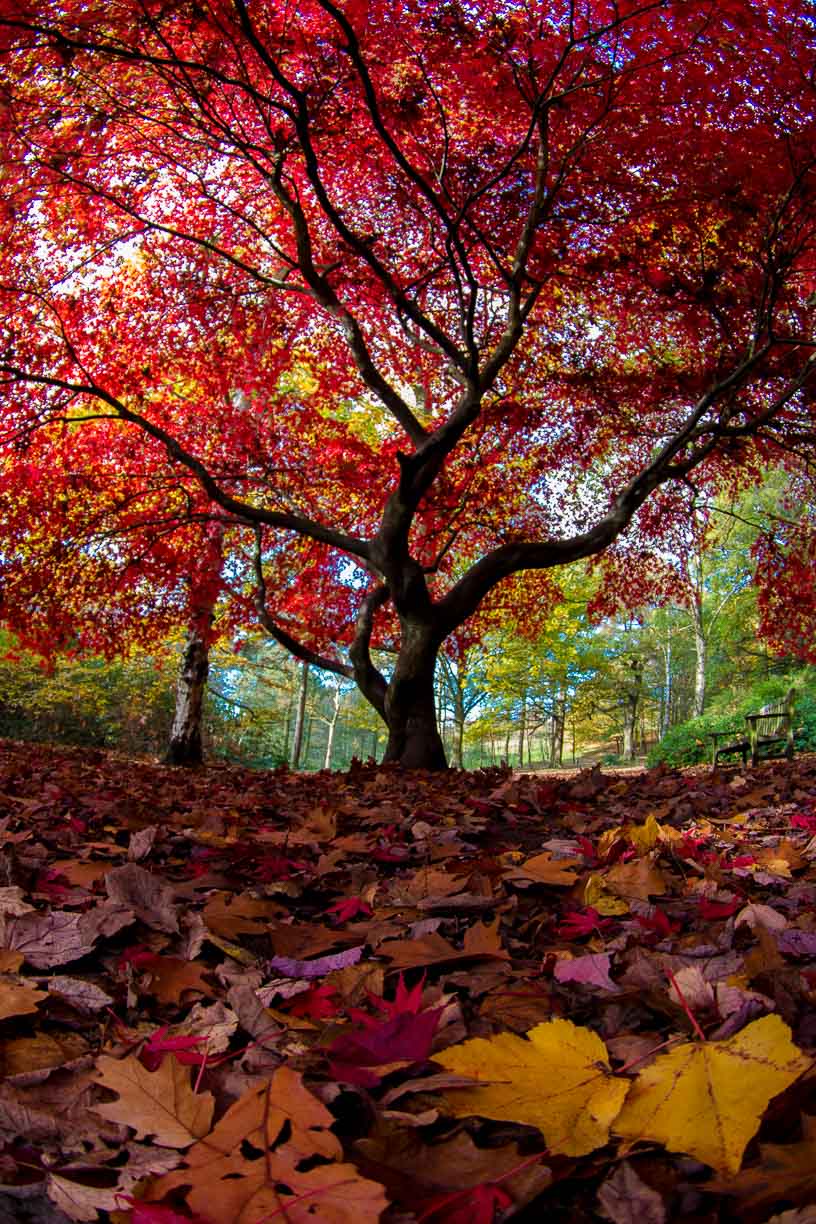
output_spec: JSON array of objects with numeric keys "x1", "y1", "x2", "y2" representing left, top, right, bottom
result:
[
  {"x1": 348, "y1": 583, "x2": 390, "y2": 719},
  {"x1": 253, "y1": 529, "x2": 354, "y2": 680},
  {"x1": 0, "y1": 362, "x2": 371, "y2": 560},
  {"x1": 437, "y1": 347, "x2": 814, "y2": 632},
  {"x1": 233, "y1": 0, "x2": 469, "y2": 380}
]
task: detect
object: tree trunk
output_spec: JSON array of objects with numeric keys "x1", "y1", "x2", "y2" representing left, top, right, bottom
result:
[
  {"x1": 291, "y1": 661, "x2": 309, "y2": 768},
  {"x1": 450, "y1": 670, "x2": 465, "y2": 769},
  {"x1": 661, "y1": 632, "x2": 673, "y2": 738},
  {"x1": 518, "y1": 688, "x2": 527, "y2": 768},
  {"x1": 382, "y1": 629, "x2": 447, "y2": 769},
  {"x1": 622, "y1": 694, "x2": 638, "y2": 761},
  {"x1": 692, "y1": 591, "x2": 706, "y2": 718},
  {"x1": 323, "y1": 685, "x2": 341, "y2": 770},
  {"x1": 167, "y1": 632, "x2": 209, "y2": 766},
  {"x1": 166, "y1": 520, "x2": 223, "y2": 767}
]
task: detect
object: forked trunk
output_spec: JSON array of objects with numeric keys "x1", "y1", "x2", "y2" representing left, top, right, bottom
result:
[
  {"x1": 167, "y1": 633, "x2": 209, "y2": 766},
  {"x1": 382, "y1": 629, "x2": 447, "y2": 769}
]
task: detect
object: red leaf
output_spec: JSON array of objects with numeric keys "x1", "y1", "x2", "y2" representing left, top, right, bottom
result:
[
  {"x1": 420, "y1": 1182, "x2": 513, "y2": 1224},
  {"x1": 326, "y1": 897, "x2": 373, "y2": 923},
  {"x1": 121, "y1": 1198, "x2": 211, "y2": 1223},
  {"x1": 285, "y1": 983, "x2": 342, "y2": 1019},
  {"x1": 328, "y1": 1006, "x2": 443, "y2": 1086},
  {"x1": 698, "y1": 896, "x2": 741, "y2": 920},
  {"x1": 140, "y1": 1025, "x2": 208, "y2": 1071},
  {"x1": 557, "y1": 907, "x2": 614, "y2": 939}
]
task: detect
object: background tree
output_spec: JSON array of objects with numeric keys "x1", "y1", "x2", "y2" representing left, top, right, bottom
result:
[{"x1": 1, "y1": 0, "x2": 815, "y2": 768}]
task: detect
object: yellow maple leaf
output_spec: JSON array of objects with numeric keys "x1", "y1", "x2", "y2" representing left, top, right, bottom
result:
[
  {"x1": 626, "y1": 813, "x2": 664, "y2": 853},
  {"x1": 583, "y1": 872, "x2": 630, "y2": 915},
  {"x1": 436, "y1": 1018, "x2": 629, "y2": 1157},
  {"x1": 614, "y1": 1015, "x2": 811, "y2": 1174}
]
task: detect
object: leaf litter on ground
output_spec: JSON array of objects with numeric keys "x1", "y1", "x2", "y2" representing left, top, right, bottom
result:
[{"x1": 0, "y1": 740, "x2": 816, "y2": 1220}]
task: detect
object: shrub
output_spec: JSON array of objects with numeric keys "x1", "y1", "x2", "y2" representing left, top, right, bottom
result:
[{"x1": 649, "y1": 672, "x2": 816, "y2": 767}]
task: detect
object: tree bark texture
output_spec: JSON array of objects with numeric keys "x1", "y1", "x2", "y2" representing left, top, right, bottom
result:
[
  {"x1": 167, "y1": 633, "x2": 209, "y2": 766},
  {"x1": 291, "y1": 661, "x2": 309, "y2": 768},
  {"x1": 381, "y1": 624, "x2": 447, "y2": 769}
]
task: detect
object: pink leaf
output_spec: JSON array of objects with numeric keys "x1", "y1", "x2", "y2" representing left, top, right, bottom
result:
[{"x1": 554, "y1": 952, "x2": 617, "y2": 991}]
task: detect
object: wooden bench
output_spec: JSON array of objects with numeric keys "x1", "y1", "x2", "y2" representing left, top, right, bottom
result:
[{"x1": 710, "y1": 688, "x2": 796, "y2": 768}]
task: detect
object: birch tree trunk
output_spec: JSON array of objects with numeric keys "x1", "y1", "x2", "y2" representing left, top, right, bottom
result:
[{"x1": 167, "y1": 632, "x2": 209, "y2": 766}]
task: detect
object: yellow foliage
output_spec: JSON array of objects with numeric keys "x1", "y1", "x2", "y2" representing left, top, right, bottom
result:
[
  {"x1": 614, "y1": 1015, "x2": 811, "y2": 1174},
  {"x1": 583, "y1": 872, "x2": 630, "y2": 915},
  {"x1": 626, "y1": 814, "x2": 664, "y2": 853},
  {"x1": 437, "y1": 1019, "x2": 629, "y2": 1157}
]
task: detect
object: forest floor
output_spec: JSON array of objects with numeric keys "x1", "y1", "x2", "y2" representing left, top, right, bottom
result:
[{"x1": 0, "y1": 737, "x2": 815, "y2": 1224}]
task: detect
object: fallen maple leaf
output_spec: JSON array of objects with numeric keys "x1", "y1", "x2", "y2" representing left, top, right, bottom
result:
[
  {"x1": 596, "y1": 1159, "x2": 666, "y2": 1224},
  {"x1": 419, "y1": 1181, "x2": 513, "y2": 1223},
  {"x1": 147, "y1": 1066, "x2": 388, "y2": 1222},
  {"x1": 140, "y1": 1026, "x2": 209, "y2": 1071},
  {"x1": 698, "y1": 896, "x2": 742, "y2": 920},
  {"x1": 634, "y1": 908, "x2": 681, "y2": 939},
  {"x1": 436, "y1": 1018, "x2": 629, "y2": 1157},
  {"x1": 614, "y1": 1014, "x2": 811, "y2": 1173},
  {"x1": 122, "y1": 1200, "x2": 212, "y2": 1224},
  {"x1": 554, "y1": 952, "x2": 618, "y2": 992},
  {"x1": 327, "y1": 896, "x2": 373, "y2": 923},
  {"x1": 358, "y1": 971, "x2": 425, "y2": 1023},
  {"x1": 505, "y1": 851, "x2": 581, "y2": 886},
  {"x1": 379, "y1": 919, "x2": 509, "y2": 970},
  {"x1": 557, "y1": 906, "x2": 614, "y2": 939},
  {"x1": 328, "y1": 1006, "x2": 443, "y2": 1086},
  {"x1": 105, "y1": 863, "x2": 179, "y2": 934},
  {"x1": 285, "y1": 982, "x2": 342, "y2": 1019},
  {"x1": 93, "y1": 1053, "x2": 215, "y2": 1148}
]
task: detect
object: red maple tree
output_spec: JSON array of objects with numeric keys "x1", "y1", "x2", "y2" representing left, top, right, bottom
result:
[{"x1": 0, "y1": 0, "x2": 814, "y2": 768}]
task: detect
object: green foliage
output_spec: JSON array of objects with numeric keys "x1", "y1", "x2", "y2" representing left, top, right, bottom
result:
[
  {"x1": 0, "y1": 633, "x2": 175, "y2": 755},
  {"x1": 648, "y1": 670, "x2": 816, "y2": 766}
]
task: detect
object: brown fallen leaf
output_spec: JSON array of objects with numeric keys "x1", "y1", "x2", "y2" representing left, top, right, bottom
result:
[
  {"x1": 0, "y1": 976, "x2": 47, "y2": 1020},
  {"x1": 202, "y1": 890, "x2": 286, "y2": 937},
  {"x1": 379, "y1": 919, "x2": 509, "y2": 970},
  {"x1": 709, "y1": 1113, "x2": 816, "y2": 1212},
  {"x1": 504, "y1": 852, "x2": 581, "y2": 886},
  {"x1": 93, "y1": 1053, "x2": 214, "y2": 1148},
  {"x1": 596, "y1": 1159, "x2": 666, "y2": 1224},
  {"x1": 105, "y1": 863, "x2": 179, "y2": 933},
  {"x1": 355, "y1": 1123, "x2": 551, "y2": 1215},
  {"x1": 147, "y1": 1066, "x2": 388, "y2": 1222},
  {"x1": 605, "y1": 856, "x2": 667, "y2": 901},
  {"x1": 140, "y1": 956, "x2": 215, "y2": 1006},
  {"x1": 47, "y1": 1171, "x2": 122, "y2": 1223},
  {"x1": 1, "y1": 1031, "x2": 88, "y2": 1080}
]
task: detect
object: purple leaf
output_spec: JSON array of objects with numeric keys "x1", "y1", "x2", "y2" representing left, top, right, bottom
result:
[
  {"x1": 777, "y1": 929, "x2": 816, "y2": 958},
  {"x1": 268, "y1": 945, "x2": 364, "y2": 978}
]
